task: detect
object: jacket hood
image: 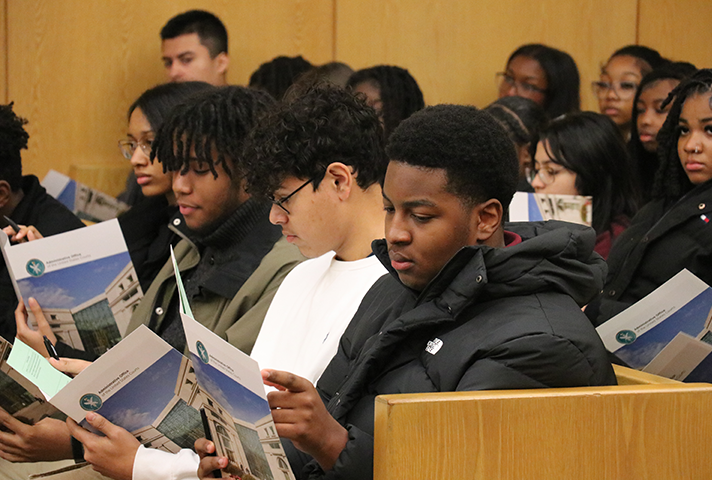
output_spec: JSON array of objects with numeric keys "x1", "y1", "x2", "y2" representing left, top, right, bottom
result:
[{"x1": 373, "y1": 220, "x2": 607, "y2": 311}]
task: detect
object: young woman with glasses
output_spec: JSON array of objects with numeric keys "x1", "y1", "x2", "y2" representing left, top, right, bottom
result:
[
  {"x1": 529, "y1": 112, "x2": 640, "y2": 259},
  {"x1": 594, "y1": 45, "x2": 668, "y2": 140},
  {"x1": 117, "y1": 82, "x2": 213, "y2": 290},
  {"x1": 497, "y1": 43, "x2": 581, "y2": 119}
]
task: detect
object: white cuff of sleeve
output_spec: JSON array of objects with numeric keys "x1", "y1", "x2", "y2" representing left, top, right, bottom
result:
[{"x1": 132, "y1": 445, "x2": 200, "y2": 480}]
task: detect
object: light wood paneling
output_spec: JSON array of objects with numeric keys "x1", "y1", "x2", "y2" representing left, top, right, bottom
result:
[
  {"x1": 7, "y1": 0, "x2": 333, "y2": 192},
  {"x1": 638, "y1": 0, "x2": 712, "y2": 69},
  {"x1": 336, "y1": 0, "x2": 637, "y2": 112},
  {"x1": 0, "y1": 0, "x2": 6, "y2": 103}
]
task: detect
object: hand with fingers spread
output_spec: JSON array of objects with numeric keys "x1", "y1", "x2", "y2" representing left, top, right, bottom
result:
[
  {"x1": 0, "y1": 407, "x2": 73, "y2": 462},
  {"x1": 263, "y1": 369, "x2": 348, "y2": 471},
  {"x1": 3, "y1": 224, "x2": 43, "y2": 243},
  {"x1": 66, "y1": 412, "x2": 140, "y2": 480},
  {"x1": 14, "y1": 296, "x2": 57, "y2": 356},
  {"x1": 196, "y1": 437, "x2": 227, "y2": 478}
]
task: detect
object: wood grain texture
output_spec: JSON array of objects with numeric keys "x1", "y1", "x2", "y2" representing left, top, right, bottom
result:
[
  {"x1": 6, "y1": 0, "x2": 333, "y2": 192},
  {"x1": 638, "y1": 0, "x2": 712, "y2": 69},
  {"x1": 0, "y1": 0, "x2": 6, "y2": 103},
  {"x1": 375, "y1": 382, "x2": 712, "y2": 480},
  {"x1": 335, "y1": 0, "x2": 637, "y2": 112}
]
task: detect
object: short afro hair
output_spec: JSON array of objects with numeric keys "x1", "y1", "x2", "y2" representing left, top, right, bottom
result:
[
  {"x1": 244, "y1": 84, "x2": 387, "y2": 197},
  {"x1": 152, "y1": 86, "x2": 275, "y2": 180},
  {"x1": 385, "y1": 105, "x2": 519, "y2": 210},
  {"x1": 0, "y1": 102, "x2": 29, "y2": 191}
]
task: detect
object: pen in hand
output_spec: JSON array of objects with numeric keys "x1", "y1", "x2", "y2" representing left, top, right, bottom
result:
[
  {"x1": 44, "y1": 335, "x2": 59, "y2": 360},
  {"x1": 3, "y1": 215, "x2": 21, "y2": 234}
]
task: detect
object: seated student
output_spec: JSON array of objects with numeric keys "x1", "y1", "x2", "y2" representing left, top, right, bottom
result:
[
  {"x1": 0, "y1": 103, "x2": 84, "y2": 342},
  {"x1": 197, "y1": 104, "x2": 616, "y2": 480},
  {"x1": 485, "y1": 96, "x2": 548, "y2": 192},
  {"x1": 630, "y1": 62, "x2": 697, "y2": 202},
  {"x1": 118, "y1": 81, "x2": 214, "y2": 291},
  {"x1": 587, "y1": 69, "x2": 712, "y2": 326},
  {"x1": 529, "y1": 112, "x2": 640, "y2": 259},
  {"x1": 249, "y1": 55, "x2": 314, "y2": 101},
  {"x1": 126, "y1": 84, "x2": 390, "y2": 480},
  {"x1": 1, "y1": 87, "x2": 303, "y2": 476},
  {"x1": 346, "y1": 65, "x2": 425, "y2": 139}
]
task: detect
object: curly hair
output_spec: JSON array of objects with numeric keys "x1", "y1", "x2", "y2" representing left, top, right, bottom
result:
[
  {"x1": 0, "y1": 102, "x2": 29, "y2": 191},
  {"x1": 249, "y1": 55, "x2": 314, "y2": 101},
  {"x1": 347, "y1": 65, "x2": 425, "y2": 139},
  {"x1": 386, "y1": 105, "x2": 518, "y2": 210},
  {"x1": 243, "y1": 84, "x2": 387, "y2": 198},
  {"x1": 653, "y1": 68, "x2": 712, "y2": 201},
  {"x1": 152, "y1": 86, "x2": 274, "y2": 180}
]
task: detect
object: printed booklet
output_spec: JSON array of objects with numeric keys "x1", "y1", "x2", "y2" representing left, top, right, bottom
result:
[
  {"x1": 0, "y1": 220, "x2": 143, "y2": 358},
  {"x1": 596, "y1": 269, "x2": 712, "y2": 382},
  {"x1": 42, "y1": 170, "x2": 129, "y2": 223},
  {"x1": 509, "y1": 192, "x2": 592, "y2": 226}
]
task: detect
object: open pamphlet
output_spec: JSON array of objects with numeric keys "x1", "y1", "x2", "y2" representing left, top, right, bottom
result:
[
  {"x1": 0, "y1": 220, "x2": 143, "y2": 358},
  {"x1": 509, "y1": 192, "x2": 592, "y2": 226},
  {"x1": 596, "y1": 269, "x2": 712, "y2": 382},
  {"x1": 42, "y1": 169, "x2": 129, "y2": 223},
  {"x1": 6, "y1": 247, "x2": 295, "y2": 479}
]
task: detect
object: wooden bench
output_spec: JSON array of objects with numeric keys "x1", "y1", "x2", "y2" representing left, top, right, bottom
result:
[{"x1": 374, "y1": 365, "x2": 712, "y2": 479}]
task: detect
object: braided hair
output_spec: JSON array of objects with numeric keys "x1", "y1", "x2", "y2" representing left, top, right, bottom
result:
[
  {"x1": 0, "y1": 102, "x2": 29, "y2": 191},
  {"x1": 152, "y1": 86, "x2": 274, "y2": 180},
  {"x1": 485, "y1": 97, "x2": 548, "y2": 150},
  {"x1": 347, "y1": 65, "x2": 425, "y2": 139},
  {"x1": 653, "y1": 68, "x2": 712, "y2": 201},
  {"x1": 249, "y1": 55, "x2": 314, "y2": 101}
]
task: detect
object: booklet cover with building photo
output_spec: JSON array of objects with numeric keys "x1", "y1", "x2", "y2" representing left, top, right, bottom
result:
[
  {"x1": 596, "y1": 269, "x2": 712, "y2": 382},
  {"x1": 509, "y1": 192, "x2": 592, "y2": 226},
  {"x1": 173, "y1": 249, "x2": 296, "y2": 480},
  {"x1": 0, "y1": 220, "x2": 142, "y2": 358},
  {"x1": 42, "y1": 170, "x2": 129, "y2": 223}
]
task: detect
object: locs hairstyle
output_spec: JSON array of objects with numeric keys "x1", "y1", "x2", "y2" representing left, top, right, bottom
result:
[
  {"x1": 160, "y1": 10, "x2": 228, "y2": 57},
  {"x1": 0, "y1": 102, "x2": 29, "y2": 191},
  {"x1": 386, "y1": 104, "x2": 519, "y2": 210},
  {"x1": 653, "y1": 68, "x2": 712, "y2": 201},
  {"x1": 244, "y1": 84, "x2": 387, "y2": 197},
  {"x1": 152, "y1": 86, "x2": 275, "y2": 180}
]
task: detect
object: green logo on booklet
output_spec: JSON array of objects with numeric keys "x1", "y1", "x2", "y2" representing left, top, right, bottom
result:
[
  {"x1": 615, "y1": 330, "x2": 637, "y2": 345},
  {"x1": 197, "y1": 341, "x2": 209, "y2": 364},
  {"x1": 26, "y1": 258, "x2": 45, "y2": 277},
  {"x1": 79, "y1": 393, "x2": 102, "y2": 411}
]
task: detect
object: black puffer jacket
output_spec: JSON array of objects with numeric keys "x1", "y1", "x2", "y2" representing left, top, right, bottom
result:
[
  {"x1": 287, "y1": 221, "x2": 616, "y2": 480},
  {"x1": 586, "y1": 180, "x2": 712, "y2": 326}
]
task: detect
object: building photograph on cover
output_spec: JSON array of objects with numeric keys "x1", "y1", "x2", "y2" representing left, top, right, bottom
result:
[
  {"x1": 80, "y1": 348, "x2": 204, "y2": 453},
  {"x1": 192, "y1": 355, "x2": 294, "y2": 480},
  {"x1": 16, "y1": 251, "x2": 141, "y2": 357},
  {"x1": 614, "y1": 288, "x2": 712, "y2": 369}
]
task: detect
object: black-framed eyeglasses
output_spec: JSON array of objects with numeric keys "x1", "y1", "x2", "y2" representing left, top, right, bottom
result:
[{"x1": 270, "y1": 177, "x2": 315, "y2": 214}]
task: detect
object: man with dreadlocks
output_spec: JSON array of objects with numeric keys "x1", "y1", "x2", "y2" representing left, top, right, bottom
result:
[
  {"x1": 0, "y1": 103, "x2": 84, "y2": 341},
  {"x1": 587, "y1": 68, "x2": 712, "y2": 327}
]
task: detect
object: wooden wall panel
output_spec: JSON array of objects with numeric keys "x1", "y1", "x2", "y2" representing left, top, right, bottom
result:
[
  {"x1": 7, "y1": 0, "x2": 333, "y2": 191},
  {"x1": 0, "y1": 0, "x2": 6, "y2": 103},
  {"x1": 336, "y1": 0, "x2": 637, "y2": 112},
  {"x1": 638, "y1": 0, "x2": 712, "y2": 69}
]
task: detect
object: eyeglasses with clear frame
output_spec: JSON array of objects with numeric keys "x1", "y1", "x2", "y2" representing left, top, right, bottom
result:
[
  {"x1": 118, "y1": 138, "x2": 153, "y2": 160},
  {"x1": 496, "y1": 72, "x2": 546, "y2": 96},
  {"x1": 591, "y1": 80, "x2": 639, "y2": 100},
  {"x1": 270, "y1": 177, "x2": 315, "y2": 214}
]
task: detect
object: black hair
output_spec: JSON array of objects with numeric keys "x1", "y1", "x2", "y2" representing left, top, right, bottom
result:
[
  {"x1": 244, "y1": 84, "x2": 387, "y2": 197},
  {"x1": 152, "y1": 86, "x2": 275, "y2": 180},
  {"x1": 0, "y1": 102, "x2": 29, "y2": 191},
  {"x1": 484, "y1": 96, "x2": 548, "y2": 149},
  {"x1": 386, "y1": 104, "x2": 519, "y2": 210},
  {"x1": 128, "y1": 82, "x2": 215, "y2": 133},
  {"x1": 160, "y1": 10, "x2": 228, "y2": 57},
  {"x1": 653, "y1": 68, "x2": 712, "y2": 201},
  {"x1": 629, "y1": 62, "x2": 697, "y2": 201},
  {"x1": 249, "y1": 56, "x2": 314, "y2": 101},
  {"x1": 291, "y1": 62, "x2": 355, "y2": 92},
  {"x1": 609, "y1": 45, "x2": 669, "y2": 76},
  {"x1": 347, "y1": 65, "x2": 425, "y2": 139},
  {"x1": 537, "y1": 112, "x2": 640, "y2": 235},
  {"x1": 507, "y1": 44, "x2": 581, "y2": 119}
]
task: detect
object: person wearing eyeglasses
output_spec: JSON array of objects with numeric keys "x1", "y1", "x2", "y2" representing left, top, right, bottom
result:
[
  {"x1": 497, "y1": 43, "x2": 581, "y2": 119},
  {"x1": 529, "y1": 112, "x2": 640, "y2": 259},
  {"x1": 593, "y1": 45, "x2": 669, "y2": 140}
]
